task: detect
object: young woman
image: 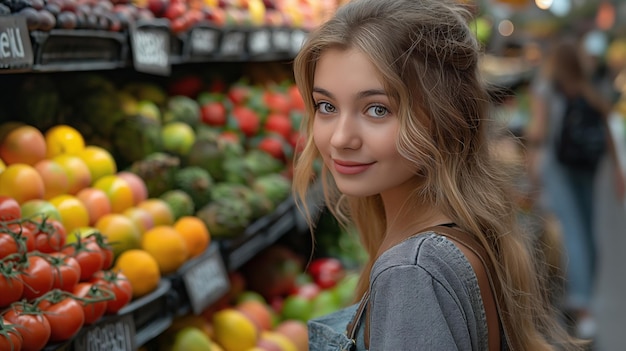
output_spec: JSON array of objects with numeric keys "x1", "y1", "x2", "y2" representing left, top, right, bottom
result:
[{"x1": 292, "y1": 0, "x2": 585, "y2": 349}]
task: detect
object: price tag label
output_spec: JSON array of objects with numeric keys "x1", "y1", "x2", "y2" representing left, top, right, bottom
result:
[
  {"x1": 0, "y1": 16, "x2": 33, "y2": 70},
  {"x1": 290, "y1": 29, "x2": 307, "y2": 55},
  {"x1": 190, "y1": 26, "x2": 220, "y2": 56},
  {"x1": 248, "y1": 29, "x2": 271, "y2": 56},
  {"x1": 220, "y1": 30, "x2": 246, "y2": 57},
  {"x1": 72, "y1": 314, "x2": 136, "y2": 351},
  {"x1": 183, "y1": 249, "x2": 230, "y2": 314},
  {"x1": 130, "y1": 21, "x2": 170, "y2": 76},
  {"x1": 272, "y1": 29, "x2": 291, "y2": 53}
]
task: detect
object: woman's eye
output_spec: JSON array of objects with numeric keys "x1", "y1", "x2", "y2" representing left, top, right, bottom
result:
[
  {"x1": 366, "y1": 105, "x2": 389, "y2": 118},
  {"x1": 316, "y1": 102, "x2": 336, "y2": 114}
]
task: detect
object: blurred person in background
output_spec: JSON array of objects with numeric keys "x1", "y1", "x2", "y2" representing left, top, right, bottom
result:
[{"x1": 526, "y1": 36, "x2": 623, "y2": 340}]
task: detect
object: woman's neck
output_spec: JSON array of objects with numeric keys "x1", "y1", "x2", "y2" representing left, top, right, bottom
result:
[{"x1": 377, "y1": 190, "x2": 453, "y2": 258}]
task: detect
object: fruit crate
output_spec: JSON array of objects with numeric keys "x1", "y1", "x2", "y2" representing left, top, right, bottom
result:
[
  {"x1": 30, "y1": 29, "x2": 128, "y2": 72},
  {"x1": 118, "y1": 278, "x2": 174, "y2": 348},
  {"x1": 43, "y1": 279, "x2": 173, "y2": 351},
  {"x1": 167, "y1": 243, "x2": 231, "y2": 316}
]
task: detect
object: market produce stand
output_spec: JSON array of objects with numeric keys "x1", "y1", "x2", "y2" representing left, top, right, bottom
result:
[{"x1": 0, "y1": 0, "x2": 333, "y2": 349}]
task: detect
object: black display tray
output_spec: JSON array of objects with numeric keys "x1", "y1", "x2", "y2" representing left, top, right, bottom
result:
[{"x1": 30, "y1": 29, "x2": 128, "y2": 72}]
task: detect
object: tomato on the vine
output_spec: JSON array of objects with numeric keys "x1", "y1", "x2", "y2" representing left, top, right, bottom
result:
[
  {"x1": 72, "y1": 282, "x2": 113, "y2": 325},
  {"x1": 37, "y1": 290, "x2": 84, "y2": 342},
  {"x1": 0, "y1": 262, "x2": 23, "y2": 309},
  {"x1": 0, "y1": 196, "x2": 21, "y2": 222},
  {"x1": 3, "y1": 301, "x2": 51, "y2": 351},
  {"x1": 90, "y1": 270, "x2": 133, "y2": 314},
  {"x1": 0, "y1": 318, "x2": 22, "y2": 351},
  {"x1": 20, "y1": 254, "x2": 54, "y2": 301},
  {"x1": 0, "y1": 230, "x2": 20, "y2": 260},
  {"x1": 48, "y1": 252, "x2": 81, "y2": 292},
  {"x1": 3, "y1": 222, "x2": 35, "y2": 253},
  {"x1": 84, "y1": 232, "x2": 114, "y2": 270},
  {"x1": 63, "y1": 237, "x2": 104, "y2": 281},
  {"x1": 25, "y1": 218, "x2": 67, "y2": 254}
]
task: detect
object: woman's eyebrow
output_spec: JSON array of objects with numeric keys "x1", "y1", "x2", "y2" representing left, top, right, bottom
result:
[{"x1": 312, "y1": 87, "x2": 387, "y2": 100}]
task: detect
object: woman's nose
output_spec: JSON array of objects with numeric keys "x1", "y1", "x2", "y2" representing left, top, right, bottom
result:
[{"x1": 330, "y1": 113, "x2": 361, "y2": 150}]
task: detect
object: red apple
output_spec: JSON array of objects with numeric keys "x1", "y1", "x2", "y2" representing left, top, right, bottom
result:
[{"x1": 307, "y1": 257, "x2": 345, "y2": 289}]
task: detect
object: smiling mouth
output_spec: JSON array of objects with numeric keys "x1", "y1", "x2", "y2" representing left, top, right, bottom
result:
[{"x1": 332, "y1": 160, "x2": 375, "y2": 175}]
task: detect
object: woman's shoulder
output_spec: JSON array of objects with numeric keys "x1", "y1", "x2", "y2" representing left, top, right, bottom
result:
[{"x1": 371, "y1": 232, "x2": 475, "y2": 284}]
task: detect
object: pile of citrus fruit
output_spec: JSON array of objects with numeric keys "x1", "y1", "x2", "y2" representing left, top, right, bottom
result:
[{"x1": 0, "y1": 122, "x2": 212, "y2": 301}]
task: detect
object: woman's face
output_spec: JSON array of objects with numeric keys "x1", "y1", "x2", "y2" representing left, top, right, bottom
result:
[{"x1": 312, "y1": 48, "x2": 417, "y2": 198}]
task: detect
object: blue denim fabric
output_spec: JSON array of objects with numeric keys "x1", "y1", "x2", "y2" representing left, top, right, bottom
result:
[
  {"x1": 308, "y1": 233, "x2": 493, "y2": 350},
  {"x1": 542, "y1": 152, "x2": 597, "y2": 309},
  {"x1": 308, "y1": 304, "x2": 361, "y2": 351}
]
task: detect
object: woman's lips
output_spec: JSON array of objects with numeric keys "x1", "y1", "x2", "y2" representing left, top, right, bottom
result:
[{"x1": 332, "y1": 159, "x2": 375, "y2": 175}]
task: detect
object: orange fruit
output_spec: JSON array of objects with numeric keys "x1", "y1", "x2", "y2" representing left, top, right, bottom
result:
[
  {"x1": 93, "y1": 175, "x2": 134, "y2": 214},
  {"x1": 0, "y1": 163, "x2": 45, "y2": 204},
  {"x1": 212, "y1": 308, "x2": 258, "y2": 351},
  {"x1": 141, "y1": 225, "x2": 189, "y2": 275},
  {"x1": 52, "y1": 154, "x2": 92, "y2": 195},
  {"x1": 45, "y1": 124, "x2": 85, "y2": 158},
  {"x1": 49, "y1": 194, "x2": 90, "y2": 233},
  {"x1": 76, "y1": 187, "x2": 112, "y2": 226},
  {"x1": 114, "y1": 249, "x2": 161, "y2": 298},
  {"x1": 77, "y1": 146, "x2": 117, "y2": 184},
  {"x1": 0, "y1": 123, "x2": 47, "y2": 166},
  {"x1": 136, "y1": 198, "x2": 174, "y2": 226},
  {"x1": 34, "y1": 159, "x2": 70, "y2": 200},
  {"x1": 123, "y1": 207, "x2": 155, "y2": 234},
  {"x1": 95, "y1": 213, "x2": 141, "y2": 258},
  {"x1": 173, "y1": 216, "x2": 210, "y2": 259}
]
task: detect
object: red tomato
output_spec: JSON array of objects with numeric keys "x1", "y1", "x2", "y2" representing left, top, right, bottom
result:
[
  {"x1": 4, "y1": 301, "x2": 51, "y2": 351},
  {"x1": 48, "y1": 253, "x2": 81, "y2": 292},
  {"x1": 85, "y1": 232, "x2": 114, "y2": 270},
  {"x1": 27, "y1": 218, "x2": 67, "y2": 253},
  {"x1": 258, "y1": 135, "x2": 287, "y2": 160},
  {"x1": 231, "y1": 105, "x2": 260, "y2": 137},
  {"x1": 63, "y1": 238, "x2": 104, "y2": 281},
  {"x1": 72, "y1": 282, "x2": 109, "y2": 325},
  {"x1": 4, "y1": 223, "x2": 35, "y2": 253},
  {"x1": 0, "y1": 196, "x2": 21, "y2": 221},
  {"x1": 0, "y1": 318, "x2": 22, "y2": 351},
  {"x1": 0, "y1": 231, "x2": 20, "y2": 260},
  {"x1": 38, "y1": 294, "x2": 84, "y2": 342},
  {"x1": 21, "y1": 255, "x2": 54, "y2": 300},
  {"x1": 0, "y1": 262, "x2": 23, "y2": 308},
  {"x1": 200, "y1": 101, "x2": 227, "y2": 126},
  {"x1": 90, "y1": 270, "x2": 133, "y2": 314},
  {"x1": 264, "y1": 113, "x2": 292, "y2": 140}
]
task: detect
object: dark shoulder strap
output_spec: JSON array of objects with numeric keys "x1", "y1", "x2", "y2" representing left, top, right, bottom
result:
[{"x1": 423, "y1": 225, "x2": 518, "y2": 351}]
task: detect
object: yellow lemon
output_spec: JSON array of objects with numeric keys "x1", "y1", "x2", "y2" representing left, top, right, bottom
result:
[
  {"x1": 45, "y1": 124, "x2": 85, "y2": 158},
  {"x1": 213, "y1": 309, "x2": 258, "y2": 351},
  {"x1": 77, "y1": 146, "x2": 117, "y2": 183}
]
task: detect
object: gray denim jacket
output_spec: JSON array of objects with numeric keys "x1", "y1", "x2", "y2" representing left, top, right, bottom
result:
[{"x1": 308, "y1": 232, "x2": 498, "y2": 351}]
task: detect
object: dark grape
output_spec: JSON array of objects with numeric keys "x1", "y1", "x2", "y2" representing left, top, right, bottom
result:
[
  {"x1": 18, "y1": 6, "x2": 40, "y2": 30},
  {"x1": 37, "y1": 8, "x2": 56, "y2": 31}
]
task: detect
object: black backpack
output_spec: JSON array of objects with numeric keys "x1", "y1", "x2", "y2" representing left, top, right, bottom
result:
[{"x1": 555, "y1": 96, "x2": 607, "y2": 170}]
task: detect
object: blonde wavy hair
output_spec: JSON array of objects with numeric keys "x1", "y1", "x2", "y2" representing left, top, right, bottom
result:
[{"x1": 292, "y1": 0, "x2": 584, "y2": 349}]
